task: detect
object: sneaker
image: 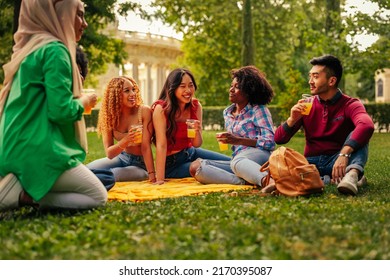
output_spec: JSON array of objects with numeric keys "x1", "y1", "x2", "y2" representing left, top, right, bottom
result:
[
  {"x1": 0, "y1": 173, "x2": 23, "y2": 211},
  {"x1": 337, "y1": 171, "x2": 358, "y2": 195},
  {"x1": 357, "y1": 175, "x2": 368, "y2": 188}
]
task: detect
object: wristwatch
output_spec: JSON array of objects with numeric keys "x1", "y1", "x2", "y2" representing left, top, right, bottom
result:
[{"x1": 338, "y1": 153, "x2": 351, "y2": 158}]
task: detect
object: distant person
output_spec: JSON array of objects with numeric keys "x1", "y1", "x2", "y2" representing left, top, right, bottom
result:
[
  {"x1": 87, "y1": 76, "x2": 156, "y2": 183},
  {"x1": 76, "y1": 45, "x2": 88, "y2": 82},
  {"x1": 75, "y1": 46, "x2": 117, "y2": 190},
  {"x1": 190, "y1": 66, "x2": 275, "y2": 186},
  {"x1": 274, "y1": 54, "x2": 374, "y2": 195},
  {"x1": 152, "y1": 68, "x2": 230, "y2": 185},
  {"x1": 0, "y1": 0, "x2": 107, "y2": 212}
]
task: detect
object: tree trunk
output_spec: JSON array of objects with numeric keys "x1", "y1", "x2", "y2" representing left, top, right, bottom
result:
[
  {"x1": 325, "y1": 0, "x2": 340, "y2": 36},
  {"x1": 241, "y1": 0, "x2": 255, "y2": 66}
]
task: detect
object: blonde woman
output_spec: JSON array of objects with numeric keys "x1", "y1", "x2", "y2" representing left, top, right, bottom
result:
[
  {"x1": 87, "y1": 76, "x2": 155, "y2": 183},
  {"x1": 0, "y1": 0, "x2": 107, "y2": 211}
]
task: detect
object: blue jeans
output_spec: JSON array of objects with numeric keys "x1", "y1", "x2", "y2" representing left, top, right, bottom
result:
[
  {"x1": 86, "y1": 152, "x2": 147, "y2": 181},
  {"x1": 306, "y1": 144, "x2": 368, "y2": 179},
  {"x1": 165, "y1": 147, "x2": 230, "y2": 178},
  {"x1": 193, "y1": 147, "x2": 271, "y2": 185}
]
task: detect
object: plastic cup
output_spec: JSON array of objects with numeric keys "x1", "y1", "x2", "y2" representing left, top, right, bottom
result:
[
  {"x1": 216, "y1": 132, "x2": 228, "y2": 151},
  {"x1": 301, "y1": 94, "x2": 313, "y2": 115},
  {"x1": 131, "y1": 124, "x2": 143, "y2": 144},
  {"x1": 82, "y1": 89, "x2": 96, "y2": 115},
  {"x1": 186, "y1": 119, "x2": 196, "y2": 138},
  {"x1": 83, "y1": 107, "x2": 92, "y2": 115}
]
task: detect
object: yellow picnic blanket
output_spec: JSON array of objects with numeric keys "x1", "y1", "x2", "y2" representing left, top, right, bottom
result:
[{"x1": 108, "y1": 177, "x2": 254, "y2": 202}]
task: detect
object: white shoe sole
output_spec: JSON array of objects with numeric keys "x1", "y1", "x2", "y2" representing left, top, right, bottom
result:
[
  {"x1": 337, "y1": 179, "x2": 358, "y2": 195},
  {"x1": 337, "y1": 185, "x2": 357, "y2": 196}
]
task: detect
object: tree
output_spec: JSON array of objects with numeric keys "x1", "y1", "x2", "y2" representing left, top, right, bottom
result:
[
  {"x1": 0, "y1": 0, "x2": 144, "y2": 86},
  {"x1": 0, "y1": 0, "x2": 14, "y2": 83},
  {"x1": 155, "y1": 0, "x2": 390, "y2": 106},
  {"x1": 241, "y1": 0, "x2": 255, "y2": 66},
  {"x1": 344, "y1": 0, "x2": 390, "y2": 100},
  {"x1": 153, "y1": 0, "x2": 242, "y2": 106}
]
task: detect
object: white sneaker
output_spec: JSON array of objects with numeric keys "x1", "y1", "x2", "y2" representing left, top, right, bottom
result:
[
  {"x1": 357, "y1": 175, "x2": 368, "y2": 188},
  {"x1": 337, "y1": 171, "x2": 358, "y2": 195},
  {"x1": 0, "y1": 173, "x2": 23, "y2": 211}
]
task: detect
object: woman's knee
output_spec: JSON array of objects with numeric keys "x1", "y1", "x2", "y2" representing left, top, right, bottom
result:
[
  {"x1": 95, "y1": 187, "x2": 108, "y2": 206},
  {"x1": 230, "y1": 156, "x2": 244, "y2": 172},
  {"x1": 189, "y1": 158, "x2": 202, "y2": 177}
]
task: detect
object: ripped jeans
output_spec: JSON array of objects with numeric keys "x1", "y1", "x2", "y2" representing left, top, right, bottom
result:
[
  {"x1": 165, "y1": 147, "x2": 231, "y2": 178},
  {"x1": 193, "y1": 147, "x2": 271, "y2": 185}
]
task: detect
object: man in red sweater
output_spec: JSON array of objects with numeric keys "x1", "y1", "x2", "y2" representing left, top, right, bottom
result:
[{"x1": 274, "y1": 55, "x2": 374, "y2": 195}]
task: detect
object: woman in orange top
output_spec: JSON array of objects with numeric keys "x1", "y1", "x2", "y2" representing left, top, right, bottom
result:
[{"x1": 87, "y1": 76, "x2": 155, "y2": 183}]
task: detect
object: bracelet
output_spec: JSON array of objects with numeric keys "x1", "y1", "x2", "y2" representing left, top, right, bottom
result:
[
  {"x1": 338, "y1": 153, "x2": 351, "y2": 158},
  {"x1": 118, "y1": 143, "x2": 126, "y2": 150},
  {"x1": 148, "y1": 171, "x2": 156, "y2": 174}
]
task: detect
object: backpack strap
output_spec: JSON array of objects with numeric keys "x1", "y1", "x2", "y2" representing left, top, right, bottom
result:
[{"x1": 260, "y1": 161, "x2": 271, "y2": 188}]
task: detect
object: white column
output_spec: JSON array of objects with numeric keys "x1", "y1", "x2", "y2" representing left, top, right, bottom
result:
[
  {"x1": 132, "y1": 61, "x2": 139, "y2": 82},
  {"x1": 146, "y1": 63, "x2": 153, "y2": 105},
  {"x1": 157, "y1": 64, "x2": 164, "y2": 98}
]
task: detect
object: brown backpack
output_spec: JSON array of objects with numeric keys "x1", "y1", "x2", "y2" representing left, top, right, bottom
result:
[{"x1": 260, "y1": 146, "x2": 324, "y2": 197}]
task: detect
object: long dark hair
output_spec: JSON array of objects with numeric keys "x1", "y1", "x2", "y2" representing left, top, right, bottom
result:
[{"x1": 158, "y1": 68, "x2": 197, "y2": 145}]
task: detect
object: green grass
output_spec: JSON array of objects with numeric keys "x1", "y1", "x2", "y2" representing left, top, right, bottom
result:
[{"x1": 1, "y1": 132, "x2": 389, "y2": 260}]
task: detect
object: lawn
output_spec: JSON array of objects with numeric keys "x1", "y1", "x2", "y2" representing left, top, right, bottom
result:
[{"x1": 0, "y1": 132, "x2": 389, "y2": 260}]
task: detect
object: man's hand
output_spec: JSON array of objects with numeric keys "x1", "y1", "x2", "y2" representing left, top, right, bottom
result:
[
  {"x1": 286, "y1": 100, "x2": 305, "y2": 127},
  {"x1": 332, "y1": 156, "x2": 348, "y2": 184}
]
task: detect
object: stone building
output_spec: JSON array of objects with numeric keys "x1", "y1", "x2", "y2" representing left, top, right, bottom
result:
[
  {"x1": 91, "y1": 28, "x2": 183, "y2": 106},
  {"x1": 375, "y1": 68, "x2": 390, "y2": 103}
]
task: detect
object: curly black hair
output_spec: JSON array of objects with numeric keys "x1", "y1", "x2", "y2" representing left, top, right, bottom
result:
[{"x1": 231, "y1": 65, "x2": 274, "y2": 105}]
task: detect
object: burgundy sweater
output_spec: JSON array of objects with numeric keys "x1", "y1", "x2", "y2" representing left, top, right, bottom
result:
[{"x1": 274, "y1": 91, "x2": 375, "y2": 157}]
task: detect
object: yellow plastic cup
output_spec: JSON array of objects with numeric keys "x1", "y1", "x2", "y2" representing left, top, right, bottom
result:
[
  {"x1": 186, "y1": 119, "x2": 196, "y2": 138},
  {"x1": 216, "y1": 132, "x2": 228, "y2": 151},
  {"x1": 301, "y1": 94, "x2": 313, "y2": 115},
  {"x1": 83, "y1": 107, "x2": 92, "y2": 115},
  {"x1": 131, "y1": 124, "x2": 143, "y2": 144},
  {"x1": 82, "y1": 89, "x2": 96, "y2": 115}
]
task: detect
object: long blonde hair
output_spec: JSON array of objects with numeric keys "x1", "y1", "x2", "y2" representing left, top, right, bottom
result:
[{"x1": 97, "y1": 76, "x2": 143, "y2": 136}]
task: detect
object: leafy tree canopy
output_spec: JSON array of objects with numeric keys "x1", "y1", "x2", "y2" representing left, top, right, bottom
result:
[
  {"x1": 0, "y1": 0, "x2": 144, "y2": 87},
  {"x1": 152, "y1": 0, "x2": 389, "y2": 106}
]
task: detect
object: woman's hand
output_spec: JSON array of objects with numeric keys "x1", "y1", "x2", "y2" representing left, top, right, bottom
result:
[
  {"x1": 220, "y1": 132, "x2": 241, "y2": 145},
  {"x1": 127, "y1": 129, "x2": 140, "y2": 146},
  {"x1": 193, "y1": 119, "x2": 201, "y2": 132},
  {"x1": 80, "y1": 93, "x2": 97, "y2": 110}
]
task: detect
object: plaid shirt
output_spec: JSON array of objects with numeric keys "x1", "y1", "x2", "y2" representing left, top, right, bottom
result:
[{"x1": 224, "y1": 103, "x2": 275, "y2": 157}]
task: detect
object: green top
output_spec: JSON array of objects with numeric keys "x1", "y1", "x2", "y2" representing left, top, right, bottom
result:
[{"x1": 0, "y1": 41, "x2": 85, "y2": 201}]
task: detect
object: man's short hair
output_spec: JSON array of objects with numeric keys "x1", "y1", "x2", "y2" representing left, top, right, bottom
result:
[{"x1": 310, "y1": 54, "x2": 342, "y2": 87}]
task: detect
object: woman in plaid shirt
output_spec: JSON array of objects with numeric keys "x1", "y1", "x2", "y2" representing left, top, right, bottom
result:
[{"x1": 190, "y1": 66, "x2": 275, "y2": 186}]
